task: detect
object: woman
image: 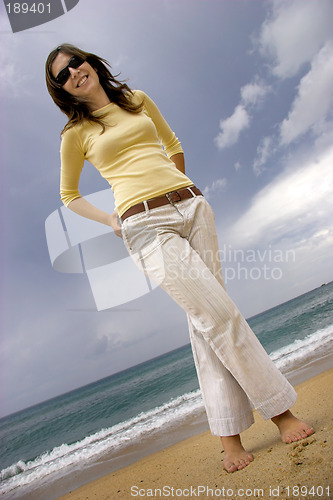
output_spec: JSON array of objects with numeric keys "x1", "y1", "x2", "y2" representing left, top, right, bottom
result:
[{"x1": 45, "y1": 44, "x2": 314, "y2": 473}]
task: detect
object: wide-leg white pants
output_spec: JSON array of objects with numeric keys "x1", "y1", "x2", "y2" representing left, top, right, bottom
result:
[{"x1": 121, "y1": 195, "x2": 297, "y2": 436}]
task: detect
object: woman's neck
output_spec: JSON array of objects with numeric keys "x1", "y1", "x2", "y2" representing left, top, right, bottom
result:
[{"x1": 87, "y1": 86, "x2": 111, "y2": 112}]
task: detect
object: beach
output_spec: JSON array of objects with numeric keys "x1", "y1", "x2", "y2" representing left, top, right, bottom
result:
[
  {"x1": 1, "y1": 285, "x2": 332, "y2": 500},
  {"x1": 57, "y1": 368, "x2": 332, "y2": 500}
]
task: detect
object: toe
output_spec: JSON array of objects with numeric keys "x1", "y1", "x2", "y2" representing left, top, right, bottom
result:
[
  {"x1": 226, "y1": 463, "x2": 238, "y2": 473},
  {"x1": 285, "y1": 426, "x2": 315, "y2": 443}
]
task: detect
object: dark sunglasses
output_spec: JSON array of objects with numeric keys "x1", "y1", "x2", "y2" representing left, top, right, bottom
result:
[{"x1": 55, "y1": 56, "x2": 85, "y2": 86}]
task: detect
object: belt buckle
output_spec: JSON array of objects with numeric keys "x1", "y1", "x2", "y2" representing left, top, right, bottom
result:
[{"x1": 166, "y1": 191, "x2": 181, "y2": 204}]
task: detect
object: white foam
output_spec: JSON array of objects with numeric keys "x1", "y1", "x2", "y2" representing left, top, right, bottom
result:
[
  {"x1": 270, "y1": 325, "x2": 333, "y2": 373},
  {"x1": 0, "y1": 390, "x2": 203, "y2": 495}
]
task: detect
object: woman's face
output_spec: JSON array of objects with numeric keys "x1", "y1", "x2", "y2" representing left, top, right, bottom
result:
[{"x1": 52, "y1": 52, "x2": 100, "y2": 100}]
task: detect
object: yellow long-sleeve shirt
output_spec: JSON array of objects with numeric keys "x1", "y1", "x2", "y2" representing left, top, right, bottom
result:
[{"x1": 60, "y1": 90, "x2": 194, "y2": 216}]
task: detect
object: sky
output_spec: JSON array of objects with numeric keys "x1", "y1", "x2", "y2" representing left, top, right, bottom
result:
[{"x1": 0, "y1": 0, "x2": 332, "y2": 417}]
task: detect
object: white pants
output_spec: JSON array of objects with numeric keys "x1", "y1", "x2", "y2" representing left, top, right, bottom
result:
[{"x1": 121, "y1": 194, "x2": 297, "y2": 436}]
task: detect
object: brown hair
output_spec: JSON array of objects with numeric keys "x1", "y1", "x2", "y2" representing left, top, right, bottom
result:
[{"x1": 45, "y1": 43, "x2": 142, "y2": 134}]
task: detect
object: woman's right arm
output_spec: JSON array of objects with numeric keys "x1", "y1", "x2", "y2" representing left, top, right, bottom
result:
[
  {"x1": 60, "y1": 128, "x2": 122, "y2": 238},
  {"x1": 68, "y1": 197, "x2": 122, "y2": 237}
]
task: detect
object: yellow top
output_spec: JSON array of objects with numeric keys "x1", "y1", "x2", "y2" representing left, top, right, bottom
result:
[{"x1": 60, "y1": 90, "x2": 194, "y2": 216}]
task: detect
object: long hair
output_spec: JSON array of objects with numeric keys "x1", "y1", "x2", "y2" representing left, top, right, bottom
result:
[{"x1": 45, "y1": 43, "x2": 142, "y2": 134}]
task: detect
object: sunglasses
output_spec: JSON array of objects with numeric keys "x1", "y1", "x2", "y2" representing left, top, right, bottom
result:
[{"x1": 55, "y1": 56, "x2": 85, "y2": 86}]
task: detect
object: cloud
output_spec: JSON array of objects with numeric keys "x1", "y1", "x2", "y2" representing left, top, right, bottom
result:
[
  {"x1": 203, "y1": 178, "x2": 227, "y2": 199},
  {"x1": 253, "y1": 136, "x2": 275, "y2": 175},
  {"x1": 215, "y1": 77, "x2": 270, "y2": 150},
  {"x1": 214, "y1": 105, "x2": 250, "y2": 150},
  {"x1": 250, "y1": 5, "x2": 333, "y2": 169},
  {"x1": 240, "y1": 78, "x2": 271, "y2": 107},
  {"x1": 226, "y1": 146, "x2": 333, "y2": 248},
  {"x1": 280, "y1": 41, "x2": 333, "y2": 145},
  {"x1": 215, "y1": 0, "x2": 333, "y2": 162},
  {"x1": 259, "y1": 0, "x2": 333, "y2": 79},
  {"x1": 0, "y1": 36, "x2": 33, "y2": 97}
]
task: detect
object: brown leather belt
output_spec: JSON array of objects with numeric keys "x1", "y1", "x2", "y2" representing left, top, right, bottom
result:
[{"x1": 121, "y1": 185, "x2": 203, "y2": 222}]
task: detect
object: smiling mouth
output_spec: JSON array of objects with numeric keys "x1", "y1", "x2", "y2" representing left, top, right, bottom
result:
[{"x1": 77, "y1": 75, "x2": 88, "y2": 88}]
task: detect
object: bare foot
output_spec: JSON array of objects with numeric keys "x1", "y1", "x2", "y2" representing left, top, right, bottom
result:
[
  {"x1": 271, "y1": 410, "x2": 315, "y2": 443},
  {"x1": 221, "y1": 434, "x2": 254, "y2": 472}
]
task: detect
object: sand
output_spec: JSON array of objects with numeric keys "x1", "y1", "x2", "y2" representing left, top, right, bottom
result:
[{"x1": 57, "y1": 369, "x2": 333, "y2": 500}]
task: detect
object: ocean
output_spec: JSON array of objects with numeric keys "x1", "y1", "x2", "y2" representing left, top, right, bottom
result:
[{"x1": 1, "y1": 282, "x2": 332, "y2": 499}]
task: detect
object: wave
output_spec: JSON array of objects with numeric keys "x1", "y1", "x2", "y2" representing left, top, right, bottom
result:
[
  {"x1": 0, "y1": 390, "x2": 204, "y2": 496},
  {"x1": 270, "y1": 324, "x2": 333, "y2": 373}
]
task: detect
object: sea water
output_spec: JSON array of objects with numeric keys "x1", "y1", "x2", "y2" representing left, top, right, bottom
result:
[{"x1": 1, "y1": 282, "x2": 332, "y2": 499}]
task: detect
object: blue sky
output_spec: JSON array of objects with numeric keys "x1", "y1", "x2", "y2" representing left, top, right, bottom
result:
[{"x1": 1, "y1": 0, "x2": 332, "y2": 417}]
